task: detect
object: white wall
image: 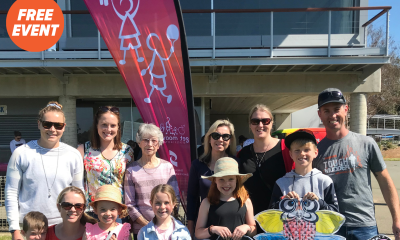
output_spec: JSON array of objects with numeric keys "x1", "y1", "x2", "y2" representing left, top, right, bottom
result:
[{"x1": 291, "y1": 104, "x2": 322, "y2": 128}]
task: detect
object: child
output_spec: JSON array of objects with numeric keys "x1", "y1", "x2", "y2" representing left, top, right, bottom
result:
[
  {"x1": 195, "y1": 157, "x2": 256, "y2": 240},
  {"x1": 85, "y1": 185, "x2": 130, "y2": 240},
  {"x1": 269, "y1": 129, "x2": 339, "y2": 211},
  {"x1": 137, "y1": 184, "x2": 191, "y2": 240},
  {"x1": 21, "y1": 211, "x2": 48, "y2": 240}
]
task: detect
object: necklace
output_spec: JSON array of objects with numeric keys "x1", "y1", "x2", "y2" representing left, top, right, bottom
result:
[
  {"x1": 254, "y1": 143, "x2": 271, "y2": 167},
  {"x1": 40, "y1": 147, "x2": 59, "y2": 198},
  {"x1": 140, "y1": 158, "x2": 159, "y2": 175}
]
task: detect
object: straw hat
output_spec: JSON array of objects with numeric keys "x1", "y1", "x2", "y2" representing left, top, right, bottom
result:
[
  {"x1": 89, "y1": 185, "x2": 128, "y2": 210},
  {"x1": 201, "y1": 157, "x2": 252, "y2": 182}
]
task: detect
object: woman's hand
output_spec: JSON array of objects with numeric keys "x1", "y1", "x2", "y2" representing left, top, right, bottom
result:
[
  {"x1": 232, "y1": 224, "x2": 250, "y2": 240},
  {"x1": 135, "y1": 216, "x2": 149, "y2": 226},
  {"x1": 210, "y1": 226, "x2": 232, "y2": 239}
]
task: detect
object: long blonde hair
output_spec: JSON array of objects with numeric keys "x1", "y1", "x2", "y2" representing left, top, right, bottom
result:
[{"x1": 199, "y1": 119, "x2": 236, "y2": 165}]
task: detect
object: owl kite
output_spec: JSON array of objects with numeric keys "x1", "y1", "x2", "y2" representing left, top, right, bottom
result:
[{"x1": 254, "y1": 199, "x2": 346, "y2": 240}]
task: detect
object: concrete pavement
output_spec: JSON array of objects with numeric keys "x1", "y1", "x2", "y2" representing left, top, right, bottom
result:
[{"x1": 372, "y1": 161, "x2": 400, "y2": 239}]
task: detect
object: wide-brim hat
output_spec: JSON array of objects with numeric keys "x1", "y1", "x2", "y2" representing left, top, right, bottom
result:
[
  {"x1": 318, "y1": 88, "x2": 346, "y2": 108},
  {"x1": 285, "y1": 129, "x2": 317, "y2": 149},
  {"x1": 89, "y1": 185, "x2": 128, "y2": 210},
  {"x1": 201, "y1": 157, "x2": 252, "y2": 183}
]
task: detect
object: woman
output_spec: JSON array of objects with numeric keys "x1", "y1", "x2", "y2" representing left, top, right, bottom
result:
[
  {"x1": 77, "y1": 106, "x2": 133, "y2": 214},
  {"x1": 124, "y1": 123, "x2": 180, "y2": 237},
  {"x1": 5, "y1": 102, "x2": 85, "y2": 240},
  {"x1": 187, "y1": 119, "x2": 237, "y2": 237},
  {"x1": 46, "y1": 186, "x2": 97, "y2": 240},
  {"x1": 238, "y1": 104, "x2": 293, "y2": 233}
]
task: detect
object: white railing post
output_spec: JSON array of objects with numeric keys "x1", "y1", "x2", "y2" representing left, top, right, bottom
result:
[
  {"x1": 270, "y1": 11, "x2": 273, "y2": 58},
  {"x1": 98, "y1": 30, "x2": 101, "y2": 60},
  {"x1": 386, "y1": 10, "x2": 390, "y2": 56},
  {"x1": 364, "y1": 26, "x2": 367, "y2": 47},
  {"x1": 328, "y1": 10, "x2": 331, "y2": 57}
]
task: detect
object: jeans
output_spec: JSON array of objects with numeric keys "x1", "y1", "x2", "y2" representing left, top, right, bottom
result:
[{"x1": 336, "y1": 225, "x2": 378, "y2": 240}]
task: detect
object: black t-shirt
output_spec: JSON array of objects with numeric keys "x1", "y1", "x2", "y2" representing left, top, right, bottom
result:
[{"x1": 238, "y1": 141, "x2": 286, "y2": 215}]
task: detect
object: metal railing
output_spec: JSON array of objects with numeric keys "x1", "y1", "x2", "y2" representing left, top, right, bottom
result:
[{"x1": 0, "y1": 6, "x2": 392, "y2": 60}]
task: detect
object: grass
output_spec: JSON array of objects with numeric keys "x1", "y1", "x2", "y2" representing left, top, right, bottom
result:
[
  {"x1": 385, "y1": 158, "x2": 400, "y2": 161},
  {"x1": 0, "y1": 235, "x2": 11, "y2": 240}
]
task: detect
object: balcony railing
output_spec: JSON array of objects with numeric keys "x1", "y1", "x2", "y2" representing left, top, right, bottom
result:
[{"x1": 0, "y1": 6, "x2": 392, "y2": 60}]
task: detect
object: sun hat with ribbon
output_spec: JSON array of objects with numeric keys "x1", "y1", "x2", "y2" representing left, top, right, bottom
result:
[
  {"x1": 89, "y1": 185, "x2": 128, "y2": 210},
  {"x1": 201, "y1": 157, "x2": 252, "y2": 182}
]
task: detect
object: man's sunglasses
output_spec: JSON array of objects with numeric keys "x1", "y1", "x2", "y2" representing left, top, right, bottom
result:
[
  {"x1": 250, "y1": 118, "x2": 272, "y2": 126},
  {"x1": 59, "y1": 202, "x2": 85, "y2": 211},
  {"x1": 318, "y1": 91, "x2": 346, "y2": 104},
  {"x1": 41, "y1": 121, "x2": 65, "y2": 130},
  {"x1": 98, "y1": 106, "x2": 120, "y2": 114},
  {"x1": 210, "y1": 132, "x2": 232, "y2": 141}
]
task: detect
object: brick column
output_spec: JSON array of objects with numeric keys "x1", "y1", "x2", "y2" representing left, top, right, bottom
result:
[
  {"x1": 350, "y1": 93, "x2": 367, "y2": 135},
  {"x1": 59, "y1": 96, "x2": 77, "y2": 147}
]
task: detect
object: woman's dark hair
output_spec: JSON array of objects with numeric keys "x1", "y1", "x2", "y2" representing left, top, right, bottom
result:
[{"x1": 90, "y1": 106, "x2": 122, "y2": 150}]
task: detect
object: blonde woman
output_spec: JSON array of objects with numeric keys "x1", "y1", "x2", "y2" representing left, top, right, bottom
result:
[
  {"x1": 187, "y1": 119, "x2": 237, "y2": 238},
  {"x1": 238, "y1": 104, "x2": 293, "y2": 233}
]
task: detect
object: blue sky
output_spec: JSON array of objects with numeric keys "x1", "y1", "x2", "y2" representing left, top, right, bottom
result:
[{"x1": 369, "y1": 0, "x2": 400, "y2": 44}]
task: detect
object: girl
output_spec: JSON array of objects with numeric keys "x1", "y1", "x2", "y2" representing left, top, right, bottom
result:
[
  {"x1": 84, "y1": 185, "x2": 130, "y2": 240},
  {"x1": 196, "y1": 157, "x2": 257, "y2": 240},
  {"x1": 137, "y1": 184, "x2": 191, "y2": 240}
]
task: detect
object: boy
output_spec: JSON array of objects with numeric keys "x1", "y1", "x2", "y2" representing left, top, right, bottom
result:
[
  {"x1": 21, "y1": 211, "x2": 48, "y2": 240},
  {"x1": 269, "y1": 129, "x2": 339, "y2": 212}
]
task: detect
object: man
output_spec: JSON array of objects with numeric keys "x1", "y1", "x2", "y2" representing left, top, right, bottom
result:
[
  {"x1": 313, "y1": 88, "x2": 400, "y2": 240},
  {"x1": 10, "y1": 131, "x2": 25, "y2": 154}
]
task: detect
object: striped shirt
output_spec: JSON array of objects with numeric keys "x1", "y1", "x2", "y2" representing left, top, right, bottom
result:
[{"x1": 124, "y1": 159, "x2": 180, "y2": 234}]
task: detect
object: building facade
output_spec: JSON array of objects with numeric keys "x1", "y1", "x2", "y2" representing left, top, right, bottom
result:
[{"x1": 0, "y1": 0, "x2": 390, "y2": 161}]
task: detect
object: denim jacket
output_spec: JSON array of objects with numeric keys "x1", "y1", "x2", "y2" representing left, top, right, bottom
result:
[{"x1": 137, "y1": 217, "x2": 191, "y2": 240}]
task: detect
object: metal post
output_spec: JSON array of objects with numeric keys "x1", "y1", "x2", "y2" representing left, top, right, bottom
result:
[
  {"x1": 211, "y1": 0, "x2": 215, "y2": 59},
  {"x1": 368, "y1": 118, "x2": 369, "y2": 129},
  {"x1": 386, "y1": 10, "x2": 390, "y2": 56},
  {"x1": 364, "y1": 26, "x2": 367, "y2": 47},
  {"x1": 212, "y1": 12, "x2": 215, "y2": 59},
  {"x1": 270, "y1": 12, "x2": 273, "y2": 58},
  {"x1": 131, "y1": 99, "x2": 134, "y2": 140},
  {"x1": 98, "y1": 30, "x2": 101, "y2": 60},
  {"x1": 41, "y1": 51, "x2": 44, "y2": 60},
  {"x1": 328, "y1": 10, "x2": 331, "y2": 57},
  {"x1": 384, "y1": 117, "x2": 386, "y2": 129}
]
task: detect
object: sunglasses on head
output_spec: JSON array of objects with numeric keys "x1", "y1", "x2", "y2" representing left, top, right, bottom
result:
[
  {"x1": 250, "y1": 118, "x2": 272, "y2": 125},
  {"x1": 210, "y1": 132, "x2": 232, "y2": 141},
  {"x1": 41, "y1": 121, "x2": 65, "y2": 130},
  {"x1": 98, "y1": 106, "x2": 119, "y2": 114},
  {"x1": 318, "y1": 91, "x2": 345, "y2": 103},
  {"x1": 59, "y1": 202, "x2": 85, "y2": 211}
]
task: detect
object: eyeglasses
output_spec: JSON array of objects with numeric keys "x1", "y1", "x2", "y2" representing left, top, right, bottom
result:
[
  {"x1": 250, "y1": 118, "x2": 272, "y2": 126},
  {"x1": 142, "y1": 138, "x2": 159, "y2": 146},
  {"x1": 41, "y1": 121, "x2": 65, "y2": 130},
  {"x1": 98, "y1": 106, "x2": 119, "y2": 114},
  {"x1": 318, "y1": 91, "x2": 345, "y2": 104},
  {"x1": 59, "y1": 202, "x2": 85, "y2": 211},
  {"x1": 210, "y1": 132, "x2": 232, "y2": 141}
]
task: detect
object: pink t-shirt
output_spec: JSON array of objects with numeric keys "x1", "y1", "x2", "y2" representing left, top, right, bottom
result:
[
  {"x1": 85, "y1": 223, "x2": 130, "y2": 240},
  {"x1": 155, "y1": 221, "x2": 174, "y2": 240}
]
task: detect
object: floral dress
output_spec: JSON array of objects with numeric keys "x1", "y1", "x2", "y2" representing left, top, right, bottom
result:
[{"x1": 83, "y1": 141, "x2": 133, "y2": 209}]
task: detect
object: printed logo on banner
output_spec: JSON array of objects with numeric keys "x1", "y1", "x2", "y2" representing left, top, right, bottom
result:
[
  {"x1": 160, "y1": 117, "x2": 189, "y2": 144},
  {"x1": 169, "y1": 150, "x2": 178, "y2": 167},
  {"x1": 6, "y1": 0, "x2": 64, "y2": 52}
]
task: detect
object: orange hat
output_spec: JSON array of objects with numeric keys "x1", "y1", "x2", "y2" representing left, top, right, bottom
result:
[{"x1": 89, "y1": 185, "x2": 128, "y2": 210}]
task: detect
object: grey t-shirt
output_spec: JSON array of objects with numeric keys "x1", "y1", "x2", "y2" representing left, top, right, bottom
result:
[{"x1": 313, "y1": 131, "x2": 386, "y2": 227}]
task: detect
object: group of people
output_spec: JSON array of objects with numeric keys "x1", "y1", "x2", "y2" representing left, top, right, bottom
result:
[{"x1": 4, "y1": 87, "x2": 400, "y2": 240}]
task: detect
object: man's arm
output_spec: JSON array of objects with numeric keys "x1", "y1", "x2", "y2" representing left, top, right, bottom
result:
[{"x1": 374, "y1": 169, "x2": 400, "y2": 240}]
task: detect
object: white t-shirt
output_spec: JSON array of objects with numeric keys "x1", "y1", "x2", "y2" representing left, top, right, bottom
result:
[{"x1": 10, "y1": 139, "x2": 26, "y2": 153}]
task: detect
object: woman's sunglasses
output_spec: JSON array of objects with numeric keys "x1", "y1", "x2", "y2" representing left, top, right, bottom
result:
[
  {"x1": 250, "y1": 118, "x2": 272, "y2": 126},
  {"x1": 98, "y1": 106, "x2": 119, "y2": 114},
  {"x1": 59, "y1": 202, "x2": 85, "y2": 211},
  {"x1": 210, "y1": 132, "x2": 232, "y2": 141},
  {"x1": 41, "y1": 121, "x2": 65, "y2": 130}
]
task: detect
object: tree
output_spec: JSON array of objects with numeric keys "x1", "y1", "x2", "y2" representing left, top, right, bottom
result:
[{"x1": 366, "y1": 25, "x2": 400, "y2": 116}]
